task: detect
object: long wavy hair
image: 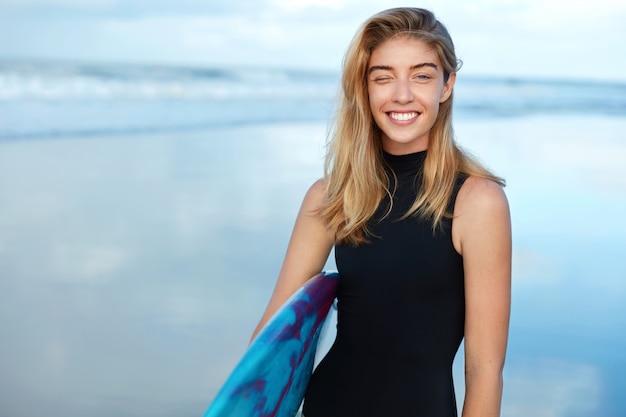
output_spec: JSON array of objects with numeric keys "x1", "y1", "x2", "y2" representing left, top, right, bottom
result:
[{"x1": 321, "y1": 7, "x2": 504, "y2": 245}]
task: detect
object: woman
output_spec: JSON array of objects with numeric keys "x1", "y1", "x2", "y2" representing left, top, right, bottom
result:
[{"x1": 252, "y1": 7, "x2": 511, "y2": 417}]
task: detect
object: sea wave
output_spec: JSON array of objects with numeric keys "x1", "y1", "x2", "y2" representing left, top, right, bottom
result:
[
  {"x1": 0, "y1": 60, "x2": 338, "y2": 101},
  {"x1": 455, "y1": 77, "x2": 626, "y2": 116},
  {"x1": 1, "y1": 60, "x2": 625, "y2": 139}
]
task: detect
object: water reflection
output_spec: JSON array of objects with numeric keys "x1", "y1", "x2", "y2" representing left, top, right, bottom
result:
[{"x1": 0, "y1": 117, "x2": 625, "y2": 416}]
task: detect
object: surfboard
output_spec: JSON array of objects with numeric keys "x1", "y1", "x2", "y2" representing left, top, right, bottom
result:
[{"x1": 203, "y1": 271, "x2": 339, "y2": 417}]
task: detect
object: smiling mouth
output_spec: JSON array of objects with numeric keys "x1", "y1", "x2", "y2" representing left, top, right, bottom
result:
[{"x1": 389, "y1": 112, "x2": 418, "y2": 121}]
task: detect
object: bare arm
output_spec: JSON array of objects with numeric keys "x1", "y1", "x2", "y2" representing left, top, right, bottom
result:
[
  {"x1": 452, "y1": 176, "x2": 512, "y2": 417},
  {"x1": 250, "y1": 179, "x2": 335, "y2": 341}
]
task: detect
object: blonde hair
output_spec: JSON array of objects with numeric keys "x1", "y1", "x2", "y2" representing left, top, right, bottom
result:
[{"x1": 321, "y1": 7, "x2": 504, "y2": 245}]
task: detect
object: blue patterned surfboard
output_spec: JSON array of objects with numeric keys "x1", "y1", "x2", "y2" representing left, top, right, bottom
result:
[{"x1": 203, "y1": 272, "x2": 339, "y2": 417}]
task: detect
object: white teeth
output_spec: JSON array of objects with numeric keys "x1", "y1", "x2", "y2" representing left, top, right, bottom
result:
[{"x1": 390, "y1": 112, "x2": 417, "y2": 121}]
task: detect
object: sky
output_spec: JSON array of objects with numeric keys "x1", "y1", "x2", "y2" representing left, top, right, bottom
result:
[{"x1": 1, "y1": 0, "x2": 626, "y2": 81}]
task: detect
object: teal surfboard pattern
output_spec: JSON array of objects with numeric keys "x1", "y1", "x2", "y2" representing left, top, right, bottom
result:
[{"x1": 204, "y1": 272, "x2": 339, "y2": 417}]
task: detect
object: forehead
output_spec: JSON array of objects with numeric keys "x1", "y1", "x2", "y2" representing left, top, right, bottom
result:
[{"x1": 369, "y1": 36, "x2": 442, "y2": 69}]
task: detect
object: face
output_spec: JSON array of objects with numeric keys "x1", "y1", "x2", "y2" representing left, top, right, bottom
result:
[{"x1": 367, "y1": 36, "x2": 455, "y2": 155}]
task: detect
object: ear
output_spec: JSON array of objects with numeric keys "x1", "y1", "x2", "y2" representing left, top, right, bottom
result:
[{"x1": 439, "y1": 72, "x2": 456, "y2": 103}]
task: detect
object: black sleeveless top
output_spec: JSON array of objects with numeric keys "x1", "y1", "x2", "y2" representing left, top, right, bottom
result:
[{"x1": 303, "y1": 150, "x2": 466, "y2": 417}]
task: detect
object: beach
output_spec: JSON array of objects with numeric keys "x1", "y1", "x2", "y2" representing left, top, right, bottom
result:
[{"x1": 1, "y1": 61, "x2": 625, "y2": 416}]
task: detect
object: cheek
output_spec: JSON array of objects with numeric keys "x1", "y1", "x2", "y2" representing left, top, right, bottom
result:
[
  {"x1": 367, "y1": 86, "x2": 385, "y2": 112},
  {"x1": 436, "y1": 82, "x2": 451, "y2": 103},
  {"x1": 425, "y1": 86, "x2": 445, "y2": 108},
  {"x1": 367, "y1": 85, "x2": 375, "y2": 106},
  {"x1": 368, "y1": 92, "x2": 386, "y2": 122},
  {"x1": 368, "y1": 97, "x2": 387, "y2": 130},
  {"x1": 369, "y1": 101, "x2": 378, "y2": 119},
  {"x1": 367, "y1": 92, "x2": 378, "y2": 117}
]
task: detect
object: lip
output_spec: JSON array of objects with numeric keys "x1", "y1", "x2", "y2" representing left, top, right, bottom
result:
[{"x1": 387, "y1": 111, "x2": 419, "y2": 124}]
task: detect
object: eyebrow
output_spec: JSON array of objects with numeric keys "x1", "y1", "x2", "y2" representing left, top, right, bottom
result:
[{"x1": 368, "y1": 62, "x2": 439, "y2": 75}]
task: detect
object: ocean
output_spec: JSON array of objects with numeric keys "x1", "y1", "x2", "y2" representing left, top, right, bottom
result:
[
  {"x1": 1, "y1": 59, "x2": 625, "y2": 140},
  {"x1": 0, "y1": 60, "x2": 625, "y2": 417}
]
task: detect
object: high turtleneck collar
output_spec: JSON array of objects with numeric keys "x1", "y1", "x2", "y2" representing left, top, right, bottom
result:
[{"x1": 382, "y1": 150, "x2": 427, "y2": 178}]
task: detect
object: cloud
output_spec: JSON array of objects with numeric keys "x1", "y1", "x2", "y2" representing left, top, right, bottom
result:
[
  {"x1": 0, "y1": 0, "x2": 114, "y2": 8},
  {"x1": 1, "y1": 0, "x2": 625, "y2": 79}
]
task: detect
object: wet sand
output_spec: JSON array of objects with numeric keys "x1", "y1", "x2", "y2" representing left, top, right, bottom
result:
[{"x1": 0, "y1": 115, "x2": 625, "y2": 416}]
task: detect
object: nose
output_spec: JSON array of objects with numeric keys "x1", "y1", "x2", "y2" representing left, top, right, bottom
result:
[{"x1": 392, "y1": 79, "x2": 414, "y2": 104}]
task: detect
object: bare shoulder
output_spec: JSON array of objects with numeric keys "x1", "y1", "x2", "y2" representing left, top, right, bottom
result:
[
  {"x1": 453, "y1": 176, "x2": 511, "y2": 255},
  {"x1": 306, "y1": 178, "x2": 326, "y2": 200},
  {"x1": 301, "y1": 178, "x2": 327, "y2": 212},
  {"x1": 456, "y1": 176, "x2": 508, "y2": 212}
]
